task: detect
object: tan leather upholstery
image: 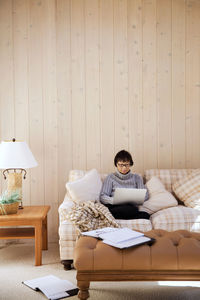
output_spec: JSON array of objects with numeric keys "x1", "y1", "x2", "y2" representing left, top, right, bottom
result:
[{"x1": 74, "y1": 230, "x2": 200, "y2": 271}]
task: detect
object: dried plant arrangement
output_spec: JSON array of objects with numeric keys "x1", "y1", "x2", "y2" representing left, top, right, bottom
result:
[{"x1": 0, "y1": 190, "x2": 20, "y2": 215}]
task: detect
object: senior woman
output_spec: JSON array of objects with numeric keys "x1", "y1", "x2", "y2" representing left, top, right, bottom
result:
[{"x1": 100, "y1": 150, "x2": 150, "y2": 220}]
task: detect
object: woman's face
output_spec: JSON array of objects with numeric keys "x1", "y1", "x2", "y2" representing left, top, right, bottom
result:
[{"x1": 116, "y1": 160, "x2": 131, "y2": 174}]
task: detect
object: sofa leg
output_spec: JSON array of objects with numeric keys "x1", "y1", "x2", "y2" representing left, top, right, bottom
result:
[
  {"x1": 77, "y1": 280, "x2": 90, "y2": 300},
  {"x1": 61, "y1": 259, "x2": 73, "y2": 270}
]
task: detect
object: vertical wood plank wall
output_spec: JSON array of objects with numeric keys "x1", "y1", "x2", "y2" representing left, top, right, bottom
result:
[{"x1": 0, "y1": 0, "x2": 200, "y2": 242}]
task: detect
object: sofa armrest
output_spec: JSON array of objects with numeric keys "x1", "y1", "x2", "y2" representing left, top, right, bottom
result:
[
  {"x1": 58, "y1": 194, "x2": 75, "y2": 224},
  {"x1": 59, "y1": 192, "x2": 73, "y2": 207},
  {"x1": 58, "y1": 194, "x2": 78, "y2": 262}
]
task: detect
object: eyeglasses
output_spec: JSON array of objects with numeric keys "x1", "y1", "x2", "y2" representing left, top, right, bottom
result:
[{"x1": 117, "y1": 163, "x2": 130, "y2": 168}]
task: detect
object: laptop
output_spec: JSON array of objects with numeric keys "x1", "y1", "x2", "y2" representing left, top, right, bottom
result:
[{"x1": 113, "y1": 188, "x2": 146, "y2": 205}]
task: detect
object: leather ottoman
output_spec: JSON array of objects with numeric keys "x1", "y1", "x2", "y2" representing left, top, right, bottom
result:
[{"x1": 74, "y1": 229, "x2": 200, "y2": 300}]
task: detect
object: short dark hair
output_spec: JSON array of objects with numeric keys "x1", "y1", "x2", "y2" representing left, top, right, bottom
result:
[{"x1": 114, "y1": 150, "x2": 134, "y2": 167}]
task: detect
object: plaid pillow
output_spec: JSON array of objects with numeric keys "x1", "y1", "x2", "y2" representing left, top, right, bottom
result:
[{"x1": 172, "y1": 170, "x2": 200, "y2": 209}]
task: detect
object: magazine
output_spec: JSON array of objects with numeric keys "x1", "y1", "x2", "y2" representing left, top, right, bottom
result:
[{"x1": 81, "y1": 227, "x2": 155, "y2": 249}]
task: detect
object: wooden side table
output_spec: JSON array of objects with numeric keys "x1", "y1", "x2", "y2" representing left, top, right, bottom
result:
[{"x1": 0, "y1": 206, "x2": 50, "y2": 266}]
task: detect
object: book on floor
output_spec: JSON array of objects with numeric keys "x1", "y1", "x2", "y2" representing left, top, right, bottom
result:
[
  {"x1": 81, "y1": 227, "x2": 155, "y2": 249},
  {"x1": 22, "y1": 275, "x2": 78, "y2": 300}
]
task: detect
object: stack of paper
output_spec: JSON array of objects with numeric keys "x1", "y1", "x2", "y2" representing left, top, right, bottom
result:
[
  {"x1": 82, "y1": 227, "x2": 155, "y2": 249},
  {"x1": 22, "y1": 275, "x2": 78, "y2": 299}
]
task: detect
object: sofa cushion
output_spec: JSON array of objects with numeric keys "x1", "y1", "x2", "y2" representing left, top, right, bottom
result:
[
  {"x1": 172, "y1": 170, "x2": 200, "y2": 209},
  {"x1": 140, "y1": 176, "x2": 178, "y2": 214},
  {"x1": 116, "y1": 219, "x2": 152, "y2": 232},
  {"x1": 66, "y1": 169, "x2": 102, "y2": 203},
  {"x1": 151, "y1": 205, "x2": 200, "y2": 232},
  {"x1": 145, "y1": 169, "x2": 196, "y2": 192}
]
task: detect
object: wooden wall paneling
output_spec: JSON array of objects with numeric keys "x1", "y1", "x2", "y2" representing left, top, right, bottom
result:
[
  {"x1": 99, "y1": 0, "x2": 115, "y2": 173},
  {"x1": 156, "y1": 0, "x2": 172, "y2": 168},
  {"x1": 142, "y1": 0, "x2": 157, "y2": 170},
  {"x1": 0, "y1": 0, "x2": 15, "y2": 191},
  {"x1": 42, "y1": 0, "x2": 58, "y2": 241},
  {"x1": 28, "y1": 0, "x2": 45, "y2": 205},
  {"x1": 1, "y1": 0, "x2": 200, "y2": 241},
  {"x1": 71, "y1": 0, "x2": 86, "y2": 170},
  {"x1": 12, "y1": 0, "x2": 31, "y2": 204},
  {"x1": 56, "y1": 0, "x2": 72, "y2": 203},
  {"x1": 85, "y1": 0, "x2": 101, "y2": 170},
  {"x1": 127, "y1": 0, "x2": 143, "y2": 173},
  {"x1": 114, "y1": 0, "x2": 129, "y2": 154},
  {"x1": 0, "y1": 0, "x2": 15, "y2": 139},
  {"x1": 172, "y1": 0, "x2": 186, "y2": 168},
  {"x1": 186, "y1": 0, "x2": 200, "y2": 168}
]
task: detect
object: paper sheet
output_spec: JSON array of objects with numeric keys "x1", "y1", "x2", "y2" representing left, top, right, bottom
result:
[{"x1": 100, "y1": 227, "x2": 144, "y2": 243}]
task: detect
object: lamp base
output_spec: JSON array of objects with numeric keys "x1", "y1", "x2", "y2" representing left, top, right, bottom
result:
[
  {"x1": 18, "y1": 203, "x2": 24, "y2": 209},
  {"x1": 7, "y1": 172, "x2": 23, "y2": 209}
]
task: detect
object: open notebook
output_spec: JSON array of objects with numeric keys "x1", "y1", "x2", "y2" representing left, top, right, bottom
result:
[
  {"x1": 22, "y1": 275, "x2": 78, "y2": 299},
  {"x1": 113, "y1": 188, "x2": 146, "y2": 205}
]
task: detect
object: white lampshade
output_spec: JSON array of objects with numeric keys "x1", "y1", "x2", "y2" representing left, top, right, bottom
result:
[{"x1": 0, "y1": 140, "x2": 38, "y2": 169}]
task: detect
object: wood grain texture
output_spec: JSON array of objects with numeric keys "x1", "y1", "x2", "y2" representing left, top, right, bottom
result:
[
  {"x1": 71, "y1": 0, "x2": 86, "y2": 170},
  {"x1": 99, "y1": 0, "x2": 115, "y2": 173},
  {"x1": 56, "y1": 0, "x2": 72, "y2": 203},
  {"x1": 0, "y1": 0, "x2": 15, "y2": 192},
  {"x1": 28, "y1": 0, "x2": 44, "y2": 207},
  {"x1": 0, "y1": 0, "x2": 200, "y2": 241},
  {"x1": 114, "y1": 0, "x2": 129, "y2": 153},
  {"x1": 172, "y1": 0, "x2": 186, "y2": 168},
  {"x1": 142, "y1": 0, "x2": 157, "y2": 170},
  {"x1": 85, "y1": 0, "x2": 101, "y2": 170},
  {"x1": 185, "y1": 0, "x2": 200, "y2": 168},
  {"x1": 127, "y1": 0, "x2": 143, "y2": 173},
  {"x1": 12, "y1": 0, "x2": 31, "y2": 204},
  {"x1": 42, "y1": 0, "x2": 58, "y2": 240},
  {"x1": 157, "y1": 0, "x2": 172, "y2": 168}
]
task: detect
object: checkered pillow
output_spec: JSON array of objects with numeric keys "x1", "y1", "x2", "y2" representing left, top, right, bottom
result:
[{"x1": 172, "y1": 170, "x2": 200, "y2": 209}]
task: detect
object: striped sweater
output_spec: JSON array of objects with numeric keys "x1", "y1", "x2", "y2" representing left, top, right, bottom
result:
[{"x1": 100, "y1": 170, "x2": 149, "y2": 205}]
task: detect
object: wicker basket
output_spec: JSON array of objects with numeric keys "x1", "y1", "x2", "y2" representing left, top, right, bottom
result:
[{"x1": 0, "y1": 201, "x2": 19, "y2": 215}]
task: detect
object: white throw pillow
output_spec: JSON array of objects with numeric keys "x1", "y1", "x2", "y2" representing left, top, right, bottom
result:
[
  {"x1": 140, "y1": 176, "x2": 178, "y2": 214},
  {"x1": 66, "y1": 169, "x2": 102, "y2": 203}
]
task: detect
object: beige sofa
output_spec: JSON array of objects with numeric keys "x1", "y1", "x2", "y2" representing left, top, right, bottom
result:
[{"x1": 58, "y1": 168, "x2": 200, "y2": 270}]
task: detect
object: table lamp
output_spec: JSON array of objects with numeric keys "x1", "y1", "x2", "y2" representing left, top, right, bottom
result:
[{"x1": 0, "y1": 138, "x2": 38, "y2": 208}]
